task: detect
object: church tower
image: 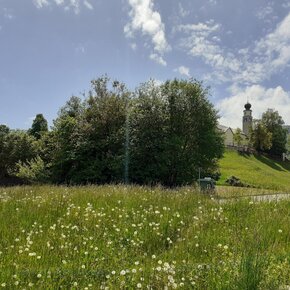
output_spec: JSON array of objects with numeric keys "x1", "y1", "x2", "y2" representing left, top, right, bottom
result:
[{"x1": 243, "y1": 102, "x2": 253, "y2": 136}]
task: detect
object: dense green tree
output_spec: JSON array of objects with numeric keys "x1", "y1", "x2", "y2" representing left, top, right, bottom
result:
[
  {"x1": 1, "y1": 77, "x2": 225, "y2": 186},
  {"x1": 129, "y1": 79, "x2": 224, "y2": 186},
  {"x1": 0, "y1": 124, "x2": 9, "y2": 135},
  {"x1": 28, "y1": 114, "x2": 48, "y2": 139},
  {"x1": 51, "y1": 96, "x2": 84, "y2": 183},
  {"x1": 261, "y1": 109, "x2": 287, "y2": 156},
  {"x1": 250, "y1": 121, "x2": 272, "y2": 152},
  {"x1": 0, "y1": 129, "x2": 37, "y2": 177},
  {"x1": 129, "y1": 80, "x2": 168, "y2": 185},
  {"x1": 0, "y1": 125, "x2": 10, "y2": 177},
  {"x1": 51, "y1": 77, "x2": 130, "y2": 184}
]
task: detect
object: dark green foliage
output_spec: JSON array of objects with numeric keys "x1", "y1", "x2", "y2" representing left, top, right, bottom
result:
[
  {"x1": 28, "y1": 114, "x2": 48, "y2": 139},
  {"x1": 129, "y1": 79, "x2": 224, "y2": 186},
  {"x1": 261, "y1": 110, "x2": 287, "y2": 156},
  {"x1": 129, "y1": 80, "x2": 168, "y2": 185},
  {"x1": 1, "y1": 77, "x2": 225, "y2": 186},
  {"x1": 0, "y1": 128, "x2": 37, "y2": 178},
  {"x1": 226, "y1": 176, "x2": 250, "y2": 187},
  {"x1": 51, "y1": 77, "x2": 130, "y2": 184},
  {"x1": 0, "y1": 125, "x2": 9, "y2": 135},
  {"x1": 250, "y1": 121, "x2": 272, "y2": 152}
]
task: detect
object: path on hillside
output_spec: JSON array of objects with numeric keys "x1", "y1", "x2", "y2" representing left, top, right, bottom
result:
[{"x1": 216, "y1": 193, "x2": 290, "y2": 204}]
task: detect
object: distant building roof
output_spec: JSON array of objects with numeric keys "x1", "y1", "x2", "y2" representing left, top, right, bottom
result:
[
  {"x1": 217, "y1": 124, "x2": 228, "y2": 132},
  {"x1": 218, "y1": 124, "x2": 247, "y2": 136}
]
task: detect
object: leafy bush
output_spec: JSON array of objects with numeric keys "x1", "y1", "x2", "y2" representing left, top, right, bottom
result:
[{"x1": 16, "y1": 156, "x2": 50, "y2": 183}]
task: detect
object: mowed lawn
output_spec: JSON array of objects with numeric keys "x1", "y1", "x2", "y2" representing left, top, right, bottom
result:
[
  {"x1": 0, "y1": 185, "x2": 289, "y2": 289},
  {"x1": 218, "y1": 149, "x2": 290, "y2": 191}
]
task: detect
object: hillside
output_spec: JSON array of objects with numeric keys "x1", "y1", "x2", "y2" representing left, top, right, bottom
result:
[{"x1": 218, "y1": 149, "x2": 290, "y2": 191}]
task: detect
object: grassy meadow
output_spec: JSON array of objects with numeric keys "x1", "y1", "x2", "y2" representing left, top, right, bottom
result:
[
  {"x1": 218, "y1": 149, "x2": 290, "y2": 192},
  {"x1": 0, "y1": 185, "x2": 289, "y2": 289}
]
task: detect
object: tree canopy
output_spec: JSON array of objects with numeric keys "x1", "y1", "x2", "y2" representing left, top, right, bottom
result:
[
  {"x1": 250, "y1": 121, "x2": 272, "y2": 152},
  {"x1": 28, "y1": 114, "x2": 48, "y2": 139},
  {"x1": 261, "y1": 109, "x2": 287, "y2": 156},
  {"x1": 1, "y1": 76, "x2": 225, "y2": 186}
]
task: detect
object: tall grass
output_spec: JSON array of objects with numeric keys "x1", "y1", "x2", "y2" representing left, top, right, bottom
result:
[{"x1": 0, "y1": 185, "x2": 289, "y2": 289}]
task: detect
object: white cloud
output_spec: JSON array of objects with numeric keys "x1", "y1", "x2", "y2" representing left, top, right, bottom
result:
[
  {"x1": 149, "y1": 53, "x2": 166, "y2": 66},
  {"x1": 178, "y1": 21, "x2": 242, "y2": 81},
  {"x1": 178, "y1": 3, "x2": 189, "y2": 18},
  {"x1": 282, "y1": 1, "x2": 290, "y2": 8},
  {"x1": 2, "y1": 8, "x2": 14, "y2": 19},
  {"x1": 75, "y1": 44, "x2": 85, "y2": 53},
  {"x1": 256, "y1": 5, "x2": 273, "y2": 20},
  {"x1": 209, "y1": 0, "x2": 217, "y2": 4},
  {"x1": 252, "y1": 12, "x2": 290, "y2": 77},
  {"x1": 83, "y1": 0, "x2": 93, "y2": 10},
  {"x1": 124, "y1": 0, "x2": 170, "y2": 66},
  {"x1": 32, "y1": 0, "x2": 93, "y2": 13},
  {"x1": 130, "y1": 43, "x2": 137, "y2": 50},
  {"x1": 175, "y1": 66, "x2": 190, "y2": 77},
  {"x1": 217, "y1": 85, "x2": 290, "y2": 128},
  {"x1": 178, "y1": 12, "x2": 290, "y2": 85},
  {"x1": 54, "y1": 0, "x2": 64, "y2": 5},
  {"x1": 33, "y1": 0, "x2": 50, "y2": 9}
]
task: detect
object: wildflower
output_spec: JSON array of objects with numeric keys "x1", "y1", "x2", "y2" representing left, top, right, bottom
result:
[
  {"x1": 278, "y1": 229, "x2": 282, "y2": 233},
  {"x1": 37, "y1": 273, "x2": 42, "y2": 278},
  {"x1": 81, "y1": 265, "x2": 85, "y2": 269},
  {"x1": 1, "y1": 283, "x2": 6, "y2": 287},
  {"x1": 111, "y1": 271, "x2": 116, "y2": 275},
  {"x1": 120, "y1": 270, "x2": 126, "y2": 276},
  {"x1": 152, "y1": 254, "x2": 156, "y2": 259},
  {"x1": 224, "y1": 245, "x2": 229, "y2": 250},
  {"x1": 137, "y1": 283, "x2": 142, "y2": 288}
]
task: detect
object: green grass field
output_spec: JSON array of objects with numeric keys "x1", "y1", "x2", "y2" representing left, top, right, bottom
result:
[
  {"x1": 0, "y1": 185, "x2": 289, "y2": 289},
  {"x1": 218, "y1": 149, "x2": 290, "y2": 192}
]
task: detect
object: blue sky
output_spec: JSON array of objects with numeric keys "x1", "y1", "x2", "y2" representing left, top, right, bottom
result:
[{"x1": 1, "y1": 0, "x2": 290, "y2": 129}]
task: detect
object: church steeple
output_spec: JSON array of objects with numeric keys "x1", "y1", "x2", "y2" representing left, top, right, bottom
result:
[{"x1": 243, "y1": 101, "x2": 253, "y2": 136}]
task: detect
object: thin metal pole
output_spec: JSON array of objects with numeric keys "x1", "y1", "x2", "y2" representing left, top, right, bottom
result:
[
  {"x1": 124, "y1": 105, "x2": 130, "y2": 184},
  {"x1": 199, "y1": 167, "x2": 201, "y2": 191}
]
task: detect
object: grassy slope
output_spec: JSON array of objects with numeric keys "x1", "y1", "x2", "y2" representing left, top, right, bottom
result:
[{"x1": 218, "y1": 149, "x2": 290, "y2": 191}]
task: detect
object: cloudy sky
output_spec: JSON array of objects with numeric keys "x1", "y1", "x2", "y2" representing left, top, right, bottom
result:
[{"x1": 1, "y1": 0, "x2": 290, "y2": 129}]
